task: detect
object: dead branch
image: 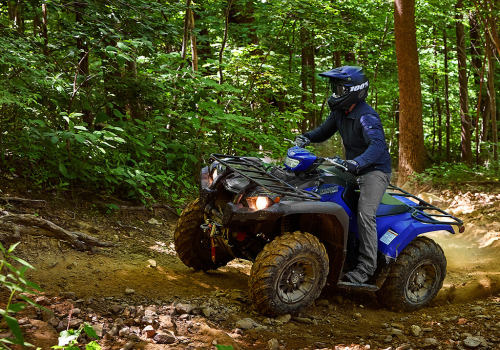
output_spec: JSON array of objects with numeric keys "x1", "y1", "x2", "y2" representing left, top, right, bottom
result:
[
  {"x1": 0, "y1": 214, "x2": 116, "y2": 251},
  {"x1": 0, "y1": 197, "x2": 47, "y2": 207}
]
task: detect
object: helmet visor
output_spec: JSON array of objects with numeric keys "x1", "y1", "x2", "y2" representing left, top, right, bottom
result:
[{"x1": 330, "y1": 81, "x2": 349, "y2": 98}]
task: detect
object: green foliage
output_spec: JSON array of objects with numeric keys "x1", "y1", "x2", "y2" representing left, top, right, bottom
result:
[
  {"x1": 215, "y1": 345, "x2": 234, "y2": 350},
  {"x1": 0, "y1": 242, "x2": 47, "y2": 350},
  {"x1": 412, "y1": 162, "x2": 500, "y2": 185},
  {"x1": 52, "y1": 323, "x2": 101, "y2": 350}
]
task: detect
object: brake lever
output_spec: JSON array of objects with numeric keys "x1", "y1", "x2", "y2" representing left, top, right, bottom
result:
[
  {"x1": 284, "y1": 138, "x2": 298, "y2": 146},
  {"x1": 324, "y1": 157, "x2": 348, "y2": 171}
]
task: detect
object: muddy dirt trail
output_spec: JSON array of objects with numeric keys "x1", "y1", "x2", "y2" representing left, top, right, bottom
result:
[{"x1": 1, "y1": 187, "x2": 500, "y2": 350}]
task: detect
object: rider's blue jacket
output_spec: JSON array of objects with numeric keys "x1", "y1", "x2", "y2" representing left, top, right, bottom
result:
[{"x1": 304, "y1": 100, "x2": 392, "y2": 175}]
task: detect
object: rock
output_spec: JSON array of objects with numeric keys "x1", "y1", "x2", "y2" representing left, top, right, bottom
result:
[
  {"x1": 142, "y1": 316, "x2": 154, "y2": 325},
  {"x1": 292, "y1": 316, "x2": 312, "y2": 324},
  {"x1": 143, "y1": 325, "x2": 156, "y2": 338},
  {"x1": 314, "y1": 341, "x2": 327, "y2": 348},
  {"x1": 461, "y1": 333, "x2": 473, "y2": 339},
  {"x1": 275, "y1": 314, "x2": 291, "y2": 323},
  {"x1": 202, "y1": 307, "x2": 211, "y2": 318},
  {"x1": 72, "y1": 308, "x2": 81, "y2": 316},
  {"x1": 458, "y1": 318, "x2": 468, "y2": 325},
  {"x1": 121, "y1": 341, "x2": 135, "y2": 350},
  {"x1": 22, "y1": 320, "x2": 58, "y2": 350},
  {"x1": 119, "y1": 327, "x2": 130, "y2": 337},
  {"x1": 392, "y1": 323, "x2": 404, "y2": 330},
  {"x1": 148, "y1": 218, "x2": 161, "y2": 225},
  {"x1": 396, "y1": 344, "x2": 412, "y2": 350},
  {"x1": 384, "y1": 335, "x2": 393, "y2": 343},
  {"x1": 421, "y1": 327, "x2": 433, "y2": 332},
  {"x1": 125, "y1": 288, "x2": 135, "y2": 295},
  {"x1": 92, "y1": 324, "x2": 104, "y2": 337},
  {"x1": 175, "y1": 303, "x2": 193, "y2": 315},
  {"x1": 392, "y1": 328, "x2": 404, "y2": 336},
  {"x1": 268, "y1": 338, "x2": 279, "y2": 350},
  {"x1": 315, "y1": 299, "x2": 329, "y2": 307},
  {"x1": 154, "y1": 330, "x2": 177, "y2": 344},
  {"x1": 110, "y1": 305, "x2": 123, "y2": 314},
  {"x1": 410, "y1": 325, "x2": 421, "y2": 337},
  {"x1": 422, "y1": 337, "x2": 438, "y2": 348},
  {"x1": 419, "y1": 193, "x2": 445, "y2": 206},
  {"x1": 381, "y1": 323, "x2": 389, "y2": 328},
  {"x1": 48, "y1": 317, "x2": 60, "y2": 328},
  {"x1": 108, "y1": 325, "x2": 119, "y2": 337},
  {"x1": 236, "y1": 318, "x2": 259, "y2": 330},
  {"x1": 463, "y1": 337, "x2": 481, "y2": 348},
  {"x1": 62, "y1": 318, "x2": 83, "y2": 329},
  {"x1": 354, "y1": 313, "x2": 362, "y2": 318},
  {"x1": 61, "y1": 292, "x2": 76, "y2": 299}
]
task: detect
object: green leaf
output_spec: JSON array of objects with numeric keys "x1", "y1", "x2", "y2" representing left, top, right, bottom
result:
[
  {"x1": 51, "y1": 135, "x2": 60, "y2": 144},
  {"x1": 105, "y1": 203, "x2": 119, "y2": 210},
  {"x1": 74, "y1": 134, "x2": 86, "y2": 143},
  {"x1": 94, "y1": 112, "x2": 109, "y2": 124},
  {"x1": 105, "y1": 45, "x2": 118, "y2": 52},
  {"x1": 215, "y1": 345, "x2": 234, "y2": 350},
  {"x1": 116, "y1": 54, "x2": 126, "y2": 67},
  {"x1": 59, "y1": 163, "x2": 69, "y2": 177},
  {"x1": 58, "y1": 330, "x2": 79, "y2": 346},
  {"x1": 84, "y1": 323, "x2": 99, "y2": 339},
  {"x1": 0, "y1": 242, "x2": 6, "y2": 254},
  {"x1": 5, "y1": 315, "x2": 24, "y2": 343},
  {"x1": 86, "y1": 342, "x2": 101, "y2": 350},
  {"x1": 10, "y1": 256, "x2": 35, "y2": 270},
  {"x1": 7, "y1": 303, "x2": 26, "y2": 313},
  {"x1": 145, "y1": 133, "x2": 154, "y2": 145},
  {"x1": 116, "y1": 42, "x2": 130, "y2": 51},
  {"x1": 7, "y1": 242, "x2": 20, "y2": 254}
]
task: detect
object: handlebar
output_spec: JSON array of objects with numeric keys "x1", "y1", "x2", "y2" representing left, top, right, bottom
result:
[{"x1": 323, "y1": 157, "x2": 349, "y2": 171}]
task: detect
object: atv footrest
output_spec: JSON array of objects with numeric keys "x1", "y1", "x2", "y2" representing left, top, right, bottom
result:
[{"x1": 337, "y1": 281, "x2": 379, "y2": 292}]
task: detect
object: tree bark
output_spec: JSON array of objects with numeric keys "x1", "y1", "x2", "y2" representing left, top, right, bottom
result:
[
  {"x1": 75, "y1": 6, "x2": 92, "y2": 125},
  {"x1": 300, "y1": 27, "x2": 309, "y2": 133},
  {"x1": 456, "y1": 0, "x2": 472, "y2": 165},
  {"x1": 486, "y1": 34, "x2": 498, "y2": 162},
  {"x1": 180, "y1": 0, "x2": 192, "y2": 61},
  {"x1": 394, "y1": 0, "x2": 425, "y2": 185},
  {"x1": 333, "y1": 51, "x2": 342, "y2": 68},
  {"x1": 443, "y1": 29, "x2": 452, "y2": 162},
  {"x1": 42, "y1": 2, "x2": 48, "y2": 56}
]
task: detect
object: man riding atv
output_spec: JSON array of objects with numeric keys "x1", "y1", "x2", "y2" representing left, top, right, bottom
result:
[{"x1": 295, "y1": 66, "x2": 391, "y2": 285}]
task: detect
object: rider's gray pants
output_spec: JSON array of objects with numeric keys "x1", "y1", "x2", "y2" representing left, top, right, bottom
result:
[{"x1": 356, "y1": 170, "x2": 391, "y2": 276}]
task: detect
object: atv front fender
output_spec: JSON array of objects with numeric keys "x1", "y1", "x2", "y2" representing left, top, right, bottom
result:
[{"x1": 222, "y1": 201, "x2": 349, "y2": 247}]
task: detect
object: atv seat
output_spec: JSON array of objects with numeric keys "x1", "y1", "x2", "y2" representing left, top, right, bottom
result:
[{"x1": 376, "y1": 193, "x2": 409, "y2": 216}]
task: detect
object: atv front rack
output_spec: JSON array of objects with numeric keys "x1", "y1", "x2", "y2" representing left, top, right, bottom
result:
[
  {"x1": 210, "y1": 154, "x2": 321, "y2": 201},
  {"x1": 387, "y1": 184, "x2": 463, "y2": 227}
]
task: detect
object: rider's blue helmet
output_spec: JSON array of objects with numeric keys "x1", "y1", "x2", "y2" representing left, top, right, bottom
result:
[{"x1": 319, "y1": 66, "x2": 369, "y2": 111}]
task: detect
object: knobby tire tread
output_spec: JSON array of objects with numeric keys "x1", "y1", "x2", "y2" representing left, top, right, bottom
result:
[
  {"x1": 249, "y1": 231, "x2": 329, "y2": 316},
  {"x1": 377, "y1": 236, "x2": 446, "y2": 312}
]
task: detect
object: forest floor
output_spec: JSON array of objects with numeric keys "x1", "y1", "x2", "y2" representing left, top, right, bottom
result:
[{"x1": 1, "y1": 180, "x2": 500, "y2": 350}]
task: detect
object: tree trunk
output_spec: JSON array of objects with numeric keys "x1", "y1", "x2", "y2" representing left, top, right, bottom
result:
[
  {"x1": 333, "y1": 51, "x2": 342, "y2": 68},
  {"x1": 486, "y1": 34, "x2": 498, "y2": 162},
  {"x1": 309, "y1": 38, "x2": 317, "y2": 128},
  {"x1": 300, "y1": 27, "x2": 309, "y2": 133},
  {"x1": 180, "y1": 0, "x2": 192, "y2": 61},
  {"x1": 42, "y1": 2, "x2": 48, "y2": 56},
  {"x1": 443, "y1": 29, "x2": 451, "y2": 162},
  {"x1": 394, "y1": 0, "x2": 425, "y2": 185},
  {"x1": 456, "y1": 0, "x2": 472, "y2": 165},
  {"x1": 75, "y1": 6, "x2": 92, "y2": 125}
]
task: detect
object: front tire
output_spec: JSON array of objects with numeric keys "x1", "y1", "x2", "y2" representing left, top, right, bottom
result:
[
  {"x1": 174, "y1": 199, "x2": 232, "y2": 271},
  {"x1": 249, "y1": 232, "x2": 329, "y2": 316},
  {"x1": 377, "y1": 236, "x2": 446, "y2": 311}
]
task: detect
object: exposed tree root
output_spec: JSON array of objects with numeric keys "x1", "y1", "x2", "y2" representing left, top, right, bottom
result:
[
  {"x1": 0, "y1": 214, "x2": 117, "y2": 251},
  {"x1": 0, "y1": 197, "x2": 47, "y2": 207}
]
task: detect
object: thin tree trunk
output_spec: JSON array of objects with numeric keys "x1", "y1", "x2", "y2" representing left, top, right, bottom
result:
[
  {"x1": 187, "y1": 7, "x2": 197, "y2": 71},
  {"x1": 444, "y1": 29, "x2": 451, "y2": 162},
  {"x1": 309, "y1": 38, "x2": 317, "y2": 128},
  {"x1": 456, "y1": 0, "x2": 472, "y2": 165},
  {"x1": 218, "y1": 0, "x2": 233, "y2": 85},
  {"x1": 180, "y1": 0, "x2": 192, "y2": 61},
  {"x1": 300, "y1": 27, "x2": 309, "y2": 133},
  {"x1": 76, "y1": 6, "x2": 91, "y2": 125},
  {"x1": 394, "y1": 0, "x2": 425, "y2": 185},
  {"x1": 437, "y1": 95, "x2": 442, "y2": 156},
  {"x1": 333, "y1": 51, "x2": 342, "y2": 68},
  {"x1": 486, "y1": 34, "x2": 498, "y2": 162},
  {"x1": 42, "y1": 2, "x2": 48, "y2": 56}
]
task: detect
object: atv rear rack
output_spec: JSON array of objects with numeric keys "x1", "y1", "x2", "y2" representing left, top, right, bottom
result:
[
  {"x1": 210, "y1": 154, "x2": 321, "y2": 201},
  {"x1": 387, "y1": 184, "x2": 463, "y2": 227}
]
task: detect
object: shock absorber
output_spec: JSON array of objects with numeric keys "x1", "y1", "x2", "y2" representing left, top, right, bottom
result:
[{"x1": 281, "y1": 216, "x2": 291, "y2": 234}]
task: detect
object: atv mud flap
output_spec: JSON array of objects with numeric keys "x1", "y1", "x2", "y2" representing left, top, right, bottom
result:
[{"x1": 337, "y1": 281, "x2": 379, "y2": 292}]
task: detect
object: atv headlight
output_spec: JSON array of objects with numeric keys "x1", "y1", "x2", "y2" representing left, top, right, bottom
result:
[
  {"x1": 246, "y1": 196, "x2": 273, "y2": 210},
  {"x1": 210, "y1": 163, "x2": 225, "y2": 183},
  {"x1": 284, "y1": 156, "x2": 300, "y2": 169}
]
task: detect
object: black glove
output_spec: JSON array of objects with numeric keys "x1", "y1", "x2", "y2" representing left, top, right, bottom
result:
[
  {"x1": 337, "y1": 158, "x2": 360, "y2": 175},
  {"x1": 294, "y1": 134, "x2": 311, "y2": 148}
]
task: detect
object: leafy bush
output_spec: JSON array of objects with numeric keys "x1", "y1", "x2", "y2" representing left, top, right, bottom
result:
[
  {"x1": 52, "y1": 323, "x2": 101, "y2": 350},
  {"x1": 0, "y1": 242, "x2": 46, "y2": 350},
  {"x1": 413, "y1": 162, "x2": 500, "y2": 186}
]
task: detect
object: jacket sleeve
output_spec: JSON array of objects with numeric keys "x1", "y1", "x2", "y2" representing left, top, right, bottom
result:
[
  {"x1": 303, "y1": 112, "x2": 338, "y2": 143},
  {"x1": 353, "y1": 114, "x2": 388, "y2": 169}
]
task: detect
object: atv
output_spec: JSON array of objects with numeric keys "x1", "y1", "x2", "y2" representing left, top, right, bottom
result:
[{"x1": 174, "y1": 141, "x2": 464, "y2": 316}]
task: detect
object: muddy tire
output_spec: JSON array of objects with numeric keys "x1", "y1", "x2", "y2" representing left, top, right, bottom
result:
[
  {"x1": 174, "y1": 199, "x2": 232, "y2": 271},
  {"x1": 377, "y1": 236, "x2": 446, "y2": 311},
  {"x1": 249, "y1": 231, "x2": 329, "y2": 316}
]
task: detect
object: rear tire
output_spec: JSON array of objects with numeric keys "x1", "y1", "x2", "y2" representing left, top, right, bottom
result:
[
  {"x1": 377, "y1": 236, "x2": 446, "y2": 311},
  {"x1": 174, "y1": 199, "x2": 232, "y2": 271},
  {"x1": 249, "y1": 232, "x2": 329, "y2": 316}
]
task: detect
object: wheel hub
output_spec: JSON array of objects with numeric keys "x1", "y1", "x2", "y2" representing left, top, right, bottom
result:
[
  {"x1": 277, "y1": 258, "x2": 317, "y2": 304},
  {"x1": 405, "y1": 260, "x2": 438, "y2": 304}
]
